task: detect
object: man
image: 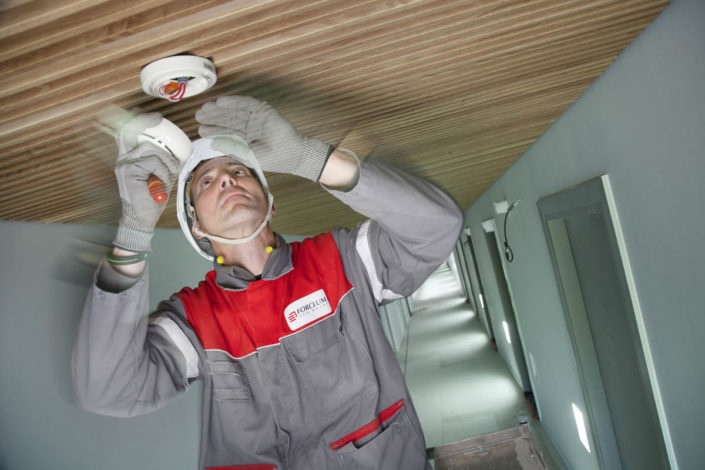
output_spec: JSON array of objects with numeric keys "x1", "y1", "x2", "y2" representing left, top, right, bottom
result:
[{"x1": 72, "y1": 96, "x2": 462, "y2": 470}]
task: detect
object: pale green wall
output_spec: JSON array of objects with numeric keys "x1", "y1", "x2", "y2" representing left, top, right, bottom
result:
[
  {"x1": 463, "y1": 0, "x2": 704, "y2": 468},
  {"x1": 380, "y1": 298, "x2": 412, "y2": 353},
  {"x1": 0, "y1": 221, "x2": 210, "y2": 468}
]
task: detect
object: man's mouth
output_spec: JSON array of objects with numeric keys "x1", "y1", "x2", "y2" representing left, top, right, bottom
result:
[{"x1": 221, "y1": 191, "x2": 248, "y2": 205}]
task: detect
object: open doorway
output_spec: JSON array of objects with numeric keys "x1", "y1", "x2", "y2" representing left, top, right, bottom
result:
[
  {"x1": 538, "y1": 175, "x2": 671, "y2": 469},
  {"x1": 481, "y1": 219, "x2": 532, "y2": 395},
  {"x1": 457, "y1": 230, "x2": 494, "y2": 341}
]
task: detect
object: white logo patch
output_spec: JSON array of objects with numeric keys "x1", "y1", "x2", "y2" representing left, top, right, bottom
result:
[{"x1": 284, "y1": 289, "x2": 331, "y2": 330}]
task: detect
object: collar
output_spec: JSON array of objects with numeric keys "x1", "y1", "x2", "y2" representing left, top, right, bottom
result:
[{"x1": 213, "y1": 234, "x2": 293, "y2": 290}]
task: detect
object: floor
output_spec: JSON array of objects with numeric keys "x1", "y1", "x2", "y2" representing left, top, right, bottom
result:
[
  {"x1": 434, "y1": 425, "x2": 548, "y2": 470},
  {"x1": 398, "y1": 263, "x2": 564, "y2": 469}
]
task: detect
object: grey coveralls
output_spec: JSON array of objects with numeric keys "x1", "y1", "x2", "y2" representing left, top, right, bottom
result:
[{"x1": 72, "y1": 160, "x2": 463, "y2": 469}]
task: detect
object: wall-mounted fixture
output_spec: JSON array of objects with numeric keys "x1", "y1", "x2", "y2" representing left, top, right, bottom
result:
[{"x1": 494, "y1": 198, "x2": 521, "y2": 262}]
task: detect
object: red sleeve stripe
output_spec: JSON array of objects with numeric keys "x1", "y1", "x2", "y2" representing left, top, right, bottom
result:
[{"x1": 329, "y1": 399, "x2": 405, "y2": 450}]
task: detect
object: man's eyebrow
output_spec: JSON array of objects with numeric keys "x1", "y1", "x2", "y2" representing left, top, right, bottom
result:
[{"x1": 195, "y1": 161, "x2": 248, "y2": 180}]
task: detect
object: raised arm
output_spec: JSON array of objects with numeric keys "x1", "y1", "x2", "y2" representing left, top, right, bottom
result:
[
  {"x1": 71, "y1": 114, "x2": 199, "y2": 416},
  {"x1": 328, "y1": 156, "x2": 463, "y2": 302},
  {"x1": 194, "y1": 94, "x2": 462, "y2": 299}
]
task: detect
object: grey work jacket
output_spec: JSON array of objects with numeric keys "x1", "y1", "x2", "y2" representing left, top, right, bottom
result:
[{"x1": 72, "y1": 160, "x2": 463, "y2": 469}]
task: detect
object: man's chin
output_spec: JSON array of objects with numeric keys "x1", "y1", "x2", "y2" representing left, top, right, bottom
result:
[{"x1": 209, "y1": 218, "x2": 269, "y2": 242}]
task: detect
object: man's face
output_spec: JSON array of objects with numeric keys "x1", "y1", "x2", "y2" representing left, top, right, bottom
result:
[{"x1": 190, "y1": 156, "x2": 268, "y2": 239}]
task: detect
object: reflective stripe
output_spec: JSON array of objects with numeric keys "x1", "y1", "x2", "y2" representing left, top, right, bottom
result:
[
  {"x1": 150, "y1": 316, "x2": 199, "y2": 379},
  {"x1": 355, "y1": 220, "x2": 404, "y2": 303}
]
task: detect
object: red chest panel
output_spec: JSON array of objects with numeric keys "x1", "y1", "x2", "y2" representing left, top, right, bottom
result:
[{"x1": 177, "y1": 232, "x2": 353, "y2": 358}]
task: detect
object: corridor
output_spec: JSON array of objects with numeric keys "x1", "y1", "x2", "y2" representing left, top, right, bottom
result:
[{"x1": 397, "y1": 263, "x2": 561, "y2": 468}]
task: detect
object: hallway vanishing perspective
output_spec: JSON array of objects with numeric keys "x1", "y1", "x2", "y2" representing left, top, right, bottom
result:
[
  {"x1": 399, "y1": 263, "x2": 530, "y2": 446},
  {"x1": 397, "y1": 262, "x2": 558, "y2": 468}
]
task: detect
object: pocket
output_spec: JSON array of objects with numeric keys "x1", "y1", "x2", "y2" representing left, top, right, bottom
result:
[
  {"x1": 210, "y1": 360, "x2": 251, "y2": 401},
  {"x1": 330, "y1": 400, "x2": 427, "y2": 470},
  {"x1": 282, "y1": 314, "x2": 377, "y2": 415},
  {"x1": 284, "y1": 312, "x2": 342, "y2": 361}
]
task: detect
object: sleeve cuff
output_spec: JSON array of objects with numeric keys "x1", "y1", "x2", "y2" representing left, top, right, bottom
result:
[{"x1": 95, "y1": 258, "x2": 144, "y2": 293}]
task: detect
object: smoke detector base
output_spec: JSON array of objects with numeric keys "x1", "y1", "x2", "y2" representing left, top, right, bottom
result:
[{"x1": 140, "y1": 55, "x2": 216, "y2": 101}]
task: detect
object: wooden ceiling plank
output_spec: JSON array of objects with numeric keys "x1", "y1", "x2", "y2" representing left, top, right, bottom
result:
[
  {"x1": 0, "y1": 0, "x2": 673, "y2": 233},
  {"x1": 0, "y1": 154, "x2": 111, "y2": 203},
  {"x1": 0, "y1": 0, "x2": 222, "y2": 66},
  {"x1": 0, "y1": 0, "x2": 35, "y2": 12},
  {"x1": 189, "y1": 1, "x2": 567, "y2": 97},
  {"x1": 0, "y1": 63, "x2": 612, "y2": 205},
  {"x1": 0, "y1": 0, "x2": 110, "y2": 40},
  {"x1": 0, "y1": 0, "x2": 289, "y2": 100},
  {"x1": 204, "y1": 0, "x2": 660, "y2": 89},
  {"x1": 381, "y1": 93, "x2": 588, "y2": 153},
  {"x1": 276, "y1": 7, "x2": 664, "y2": 113},
  {"x1": 0, "y1": 0, "x2": 385, "y2": 128},
  {"x1": 1, "y1": 174, "x2": 120, "y2": 220},
  {"x1": 292, "y1": 58, "x2": 610, "y2": 137},
  {"x1": 0, "y1": 0, "x2": 664, "y2": 132},
  {"x1": 199, "y1": 5, "x2": 664, "y2": 129},
  {"x1": 0, "y1": 0, "x2": 664, "y2": 116},
  {"x1": 1, "y1": 2, "x2": 424, "y2": 110},
  {"x1": 0, "y1": 17, "x2": 643, "y2": 150},
  {"x1": 0, "y1": 0, "x2": 524, "y2": 111},
  {"x1": 4, "y1": 0, "x2": 364, "y2": 115},
  {"x1": 0, "y1": 0, "x2": 335, "y2": 79},
  {"x1": 0, "y1": 76, "x2": 583, "y2": 188}
]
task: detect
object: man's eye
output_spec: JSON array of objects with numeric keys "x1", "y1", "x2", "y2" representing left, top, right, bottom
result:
[
  {"x1": 232, "y1": 169, "x2": 247, "y2": 176},
  {"x1": 201, "y1": 178, "x2": 212, "y2": 187}
]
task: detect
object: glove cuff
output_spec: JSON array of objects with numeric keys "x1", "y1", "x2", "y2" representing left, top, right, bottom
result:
[
  {"x1": 296, "y1": 138, "x2": 334, "y2": 182},
  {"x1": 113, "y1": 224, "x2": 154, "y2": 253}
]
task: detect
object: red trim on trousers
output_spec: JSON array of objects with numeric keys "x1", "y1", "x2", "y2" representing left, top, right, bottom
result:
[{"x1": 329, "y1": 399, "x2": 405, "y2": 450}]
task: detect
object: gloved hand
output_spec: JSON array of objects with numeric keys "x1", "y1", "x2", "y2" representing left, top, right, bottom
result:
[
  {"x1": 195, "y1": 96, "x2": 332, "y2": 182},
  {"x1": 113, "y1": 113, "x2": 181, "y2": 253}
]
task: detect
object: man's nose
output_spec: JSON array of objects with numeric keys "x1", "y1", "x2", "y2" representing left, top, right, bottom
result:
[{"x1": 218, "y1": 171, "x2": 238, "y2": 188}]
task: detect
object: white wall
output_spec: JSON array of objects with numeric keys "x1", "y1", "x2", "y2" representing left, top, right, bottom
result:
[{"x1": 463, "y1": 0, "x2": 704, "y2": 468}]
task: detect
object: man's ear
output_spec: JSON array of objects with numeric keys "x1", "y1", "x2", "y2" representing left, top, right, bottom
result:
[
  {"x1": 271, "y1": 202, "x2": 276, "y2": 215},
  {"x1": 191, "y1": 223, "x2": 204, "y2": 240}
]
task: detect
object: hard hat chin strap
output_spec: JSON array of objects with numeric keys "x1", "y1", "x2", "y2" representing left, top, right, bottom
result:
[{"x1": 190, "y1": 193, "x2": 274, "y2": 245}]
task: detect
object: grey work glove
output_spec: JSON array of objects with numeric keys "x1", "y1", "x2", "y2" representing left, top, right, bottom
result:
[
  {"x1": 113, "y1": 113, "x2": 180, "y2": 253},
  {"x1": 196, "y1": 96, "x2": 332, "y2": 182}
]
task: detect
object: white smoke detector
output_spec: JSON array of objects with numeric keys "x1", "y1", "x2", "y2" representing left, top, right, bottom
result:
[{"x1": 140, "y1": 55, "x2": 216, "y2": 102}]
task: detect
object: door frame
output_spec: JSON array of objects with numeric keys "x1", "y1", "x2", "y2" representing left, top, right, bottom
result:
[{"x1": 537, "y1": 174, "x2": 675, "y2": 469}]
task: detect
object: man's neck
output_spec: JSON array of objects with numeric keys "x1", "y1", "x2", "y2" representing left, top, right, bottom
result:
[{"x1": 212, "y1": 228, "x2": 277, "y2": 276}]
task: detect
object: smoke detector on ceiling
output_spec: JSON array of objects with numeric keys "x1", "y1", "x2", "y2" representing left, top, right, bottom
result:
[{"x1": 140, "y1": 55, "x2": 216, "y2": 102}]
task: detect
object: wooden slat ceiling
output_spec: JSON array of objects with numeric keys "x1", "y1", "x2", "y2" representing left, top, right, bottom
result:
[{"x1": 0, "y1": 0, "x2": 670, "y2": 235}]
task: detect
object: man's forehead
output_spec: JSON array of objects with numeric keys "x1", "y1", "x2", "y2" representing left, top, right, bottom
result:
[{"x1": 193, "y1": 156, "x2": 250, "y2": 179}]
